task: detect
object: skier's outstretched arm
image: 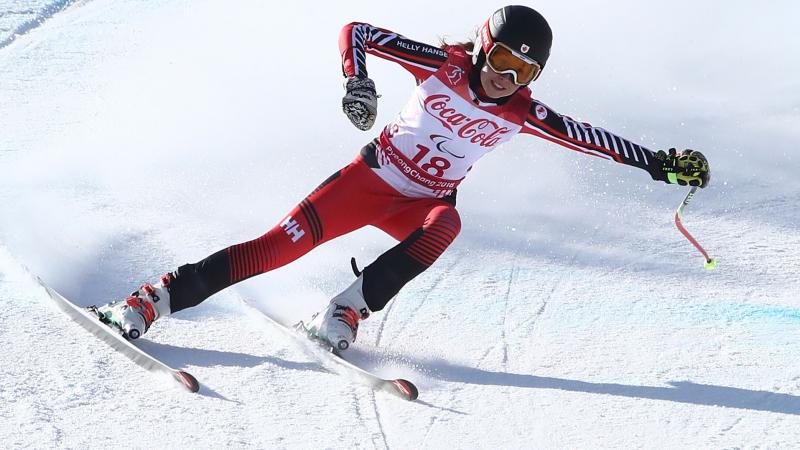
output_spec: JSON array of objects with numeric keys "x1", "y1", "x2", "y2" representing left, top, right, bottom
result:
[
  {"x1": 339, "y1": 22, "x2": 449, "y2": 81},
  {"x1": 338, "y1": 22, "x2": 449, "y2": 131},
  {"x1": 521, "y1": 99, "x2": 710, "y2": 187}
]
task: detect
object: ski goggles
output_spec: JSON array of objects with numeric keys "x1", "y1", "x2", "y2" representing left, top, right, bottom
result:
[{"x1": 485, "y1": 42, "x2": 542, "y2": 85}]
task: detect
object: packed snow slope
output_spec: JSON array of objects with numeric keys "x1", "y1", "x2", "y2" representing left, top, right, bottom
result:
[{"x1": 1, "y1": 1, "x2": 799, "y2": 448}]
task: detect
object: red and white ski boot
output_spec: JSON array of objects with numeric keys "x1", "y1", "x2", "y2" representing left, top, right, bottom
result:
[
  {"x1": 95, "y1": 275, "x2": 172, "y2": 339},
  {"x1": 306, "y1": 275, "x2": 371, "y2": 352}
]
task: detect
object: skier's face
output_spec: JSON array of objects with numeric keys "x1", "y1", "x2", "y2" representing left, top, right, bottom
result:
[{"x1": 479, "y1": 63, "x2": 521, "y2": 98}]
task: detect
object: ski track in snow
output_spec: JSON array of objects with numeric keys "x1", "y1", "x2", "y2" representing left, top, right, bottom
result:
[
  {"x1": 2, "y1": 1, "x2": 800, "y2": 448},
  {"x1": 0, "y1": 0, "x2": 82, "y2": 49},
  {"x1": 471, "y1": 227, "x2": 596, "y2": 377},
  {"x1": 369, "y1": 253, "x2": 465, "y2": 450},
  {"x1": 373, "y1": 253, "x2": 466, "y2": 349},
  {"x1": 356, "y1": 390, "x2": 389, "y2": 450},
  {"x1": 499, "y1": 261, "x2": 516, "y2": 369},
  {"x1": 419, "y1": 253, "x2": 522, "y2": 447},
  {"x1": 496, "y1": 227, "x2": 601, "y2": 347}
]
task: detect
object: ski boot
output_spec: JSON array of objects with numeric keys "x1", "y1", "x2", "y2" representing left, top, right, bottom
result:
[
  {"x1": 95, "y1": 274, "x2": 173, "y2": 339},
  {"x1": 305, "y1": 275, "x2": 371, "y2": 352}
]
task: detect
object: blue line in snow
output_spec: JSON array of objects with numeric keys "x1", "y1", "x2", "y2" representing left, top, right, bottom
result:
[
  {"x1": 722, "y1": 303, "x2": 800, "y2": 322},
  {"x1": 680, "y1": 302, "x2": 800, "y2": 326}
]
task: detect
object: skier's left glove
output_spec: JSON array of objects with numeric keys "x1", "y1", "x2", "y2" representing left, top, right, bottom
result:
[
  {"x1": 342, "y1": 76, "x2": 378, "y2": 131},
  {"x1": 653, "y1": 148, "x2": 711, "y2": 188}
]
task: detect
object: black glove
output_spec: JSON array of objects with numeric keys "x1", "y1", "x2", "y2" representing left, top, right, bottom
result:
[
  {"x1": 342, "y1": 76, "x2": 378, "y2": 131},
  {"x1": 654, "y1": 148, "x2": 711, "y2": 188}
]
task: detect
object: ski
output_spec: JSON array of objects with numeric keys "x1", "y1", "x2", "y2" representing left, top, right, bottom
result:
[
  {"x1": 37, "y1": 278, "x2": 200, "y2": 393},
  {"x1": 241, "y1": 300, "x2": 418, "y2": 401}
]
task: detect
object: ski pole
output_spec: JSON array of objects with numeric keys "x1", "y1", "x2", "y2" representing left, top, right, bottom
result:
[{"x1": 674, "y1": 186, "x2": 717, "y2": 270}]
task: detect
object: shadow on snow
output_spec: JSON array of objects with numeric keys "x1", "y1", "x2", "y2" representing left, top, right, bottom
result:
[{"x1": 423, "y1": 359, "x2": 800, "y2": 416}]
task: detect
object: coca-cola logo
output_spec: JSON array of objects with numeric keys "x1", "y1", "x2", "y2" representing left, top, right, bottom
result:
[{"x1": 423, "y1": 94, "x2": 510, "y2": 148}]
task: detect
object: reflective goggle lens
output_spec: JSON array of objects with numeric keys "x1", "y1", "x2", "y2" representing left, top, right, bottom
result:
[{"x1": 486, "y1": 43, "x2": 542, "y2": 85}]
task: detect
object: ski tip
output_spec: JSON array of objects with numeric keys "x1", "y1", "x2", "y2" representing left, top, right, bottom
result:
[
  {"x1": 175, "y1": 371, "x2": 200, "y2": 393},
  {"x1": 390, "y1": 379, "x2": 419, "y2": 401}
]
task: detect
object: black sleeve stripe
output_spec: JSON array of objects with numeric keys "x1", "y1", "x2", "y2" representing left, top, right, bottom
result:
[
  {"x1": 610, "y1": 134, "x2": 626, "y2": 159},
  {"x1": 522, "y1": 99, "x2": 662, "y2": 175}
]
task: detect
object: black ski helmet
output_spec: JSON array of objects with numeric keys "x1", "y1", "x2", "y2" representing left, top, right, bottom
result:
[{"x1": 478, "y1": 5, "x2": 553, "y2": 69}]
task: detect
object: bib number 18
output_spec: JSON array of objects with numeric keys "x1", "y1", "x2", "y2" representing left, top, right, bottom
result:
[{"x1": 412, "y1": 144, "x2": 451, "y2": 178}]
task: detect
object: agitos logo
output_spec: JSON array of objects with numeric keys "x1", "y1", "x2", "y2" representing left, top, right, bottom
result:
[
  {"x1": 423, "y1": 94, "x2": 511, "y2": 147},
  {"x1": 429, "y1": 134, "x2": 465, "y2": 159}
]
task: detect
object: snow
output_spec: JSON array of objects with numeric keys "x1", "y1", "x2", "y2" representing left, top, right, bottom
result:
[{"x1": 1, "y1": 0, "x2": 799, "y2": 448}]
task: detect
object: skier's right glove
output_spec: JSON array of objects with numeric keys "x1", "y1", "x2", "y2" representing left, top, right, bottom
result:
[
  {"x1": 653, "y1": 148, "x2": 711, "y2": 188},
  {"x1": 342, "y1": 76, "x2": 378, "y2": 131}
]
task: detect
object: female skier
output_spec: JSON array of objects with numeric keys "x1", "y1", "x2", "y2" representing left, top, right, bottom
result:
[{"x1": 97, "y1": 5, "x2": 710, "y2": 351}]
